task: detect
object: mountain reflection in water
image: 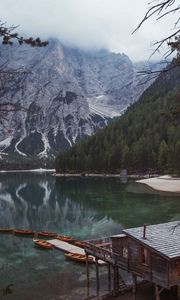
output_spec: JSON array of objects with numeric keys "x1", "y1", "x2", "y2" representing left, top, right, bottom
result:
[
  {"x1": 0, "y1": 173, "x2": 123, "y2": 238},
  {"x1": 0, "y1": 173, "x2": 180, "y2": 235}
]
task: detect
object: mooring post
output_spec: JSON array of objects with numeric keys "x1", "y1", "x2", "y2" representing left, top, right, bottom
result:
[
  {"x1": 132, "y1": 273, "x2": 137, "y2": 294},
  {"x1": 95, "y1": 257, "x2": 100, "y2": 296},
  {"x1": 86, "y1": 254, "x2": 90, "y2": 296},
  {"x1": 108, "y1": 263, "x2": 111, "y2": 291}
]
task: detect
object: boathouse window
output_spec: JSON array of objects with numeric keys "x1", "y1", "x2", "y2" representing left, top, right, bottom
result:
[
  {"x1": 122, "y1": 246, "x2": 128, "y2": 258},
  {"x1": 141, "y1": 247, "x2": 149, "y2": 266}
]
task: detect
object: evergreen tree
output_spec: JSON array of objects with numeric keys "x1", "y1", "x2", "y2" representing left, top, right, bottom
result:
[
  {"x1": 55, "y1": 64, "x2": 180, "y2": 176},
  {"x1": 158, "y1": 140, "x2": 169, "y2": 172}
]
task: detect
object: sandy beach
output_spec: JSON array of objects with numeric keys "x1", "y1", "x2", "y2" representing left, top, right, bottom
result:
[{"x1": 137, "y1": 175, "x2": 180, "y2": 193}]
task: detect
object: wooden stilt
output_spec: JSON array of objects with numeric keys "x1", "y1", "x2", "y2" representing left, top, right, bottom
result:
[
  {"x1": 116, "y1": 266, "x2": 119, "y2": 291},
  {"x1": 108, "y1": 263, "x2": 111, "y2": 291},
  {"x1": 86, "y1": 254, "x2": 90, "y2": 296},
  {"x1": 177, "y1": 285, "x2": 180, "y2": 300},
  {"x1": 155, "y1": 285, "x2": 160, "y2": 300},
  {"x1": 132, "y1": 273, "x2": 137, "y2": 295},
  {"x1": 113, "y1": 266, "x2": 118, "y2": 296},
  {"x1": 95, "y1": 258, "x2": 100, "y2": 296}
]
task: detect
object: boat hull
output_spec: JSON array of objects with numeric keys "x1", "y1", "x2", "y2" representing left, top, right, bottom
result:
[
  {"x1": 14, "y1": 229, "x2": 35, "y2": 236},
  {"x1": 56, "y1": 235, "x2": 75, "y2": 243},
  {"x1": 33, "y1": 238, "x2": 54, "y2": 249},
  {"x1": 36, "y1": 231, "x2": 57, "y2": 238},
  {"x1": 0, "y1": 227, "x2": 13, "y2": 233},
  {"x1": 65, "y1": 252, "x2": 93, "y2": 263}
]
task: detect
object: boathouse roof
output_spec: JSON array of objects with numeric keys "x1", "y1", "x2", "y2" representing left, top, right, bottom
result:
[{"x1": 120, "y1": 221, "x2": 180, "y2": 260}]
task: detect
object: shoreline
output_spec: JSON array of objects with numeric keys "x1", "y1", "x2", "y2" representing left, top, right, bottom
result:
[
  {"x1": 54, "y1": 173, "x2": 152, "y2": 179},
  {"x1": 55, "y1": 173, "x2": 180, "y2": 194},
  {"x1": 0, "y1": 171, "x2": 179, "y2": 195},
  {"x1": 137, "y1": 175, "x2": 180, "y2": 194},
  {"x1": 0, "y1": 168, "x2": 55, "y2": 173}
]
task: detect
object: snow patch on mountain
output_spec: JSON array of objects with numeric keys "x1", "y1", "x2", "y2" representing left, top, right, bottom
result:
[
  {"x1": 87, "y1": 95, "x2": 123, "y2": 118},
  {"x1": 15, "y1": 137, "x2": 27, "y2": 157},
  {"x1": 0, "y1": 136, "x2": 13, "y2": 151},
  {"x1": 0, "y1": 39, "x2": 161, "y2": 161},
  {"x1": 38, "y1": 134, "x2": 51, "y2": 158}
]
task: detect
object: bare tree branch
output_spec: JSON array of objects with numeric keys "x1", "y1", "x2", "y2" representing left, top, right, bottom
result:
[
  {"x1": 133, "y1": 0, "x2": 180, "y2": 75},
  {"x1": 133, "y1": 0, "x2": 178, "y2": 33},
  {"x1": 132, "y1": 0, "x2": 180, "y2": 84},
  {"x1": 0, "y1": 21, "x2": 48, "y2": 47},
  {"x1": 156, "y1": 6, "x2": 180, "y2": 21},
  {"x1": 136, "y1": 59, "x2": 177, "y2": 85}
]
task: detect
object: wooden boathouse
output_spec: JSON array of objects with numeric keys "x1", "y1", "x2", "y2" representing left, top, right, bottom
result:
[{"x1": 84, "y1": 221, "x2": 180, "y2": 299}]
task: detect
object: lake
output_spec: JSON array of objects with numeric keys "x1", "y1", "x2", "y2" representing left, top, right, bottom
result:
[{"x1": 0, "y1": 172, "x2": 180, "y2": 300}]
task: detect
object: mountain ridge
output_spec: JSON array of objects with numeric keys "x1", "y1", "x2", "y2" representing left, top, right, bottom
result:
[{"x1": 0, "y1": 39, "x2": 160, "y2": 166}]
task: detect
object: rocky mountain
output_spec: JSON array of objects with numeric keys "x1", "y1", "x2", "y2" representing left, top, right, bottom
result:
[
  {"x1": 55, "y1": 63, "x2": 180, "y2": 175},
  {"x1": 0, "y1": 39, "x2": 159, "y2": 164}
]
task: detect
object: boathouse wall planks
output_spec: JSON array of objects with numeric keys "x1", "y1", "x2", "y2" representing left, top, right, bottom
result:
[
  {"x1": 85, "y1": 221, "x2": 180, "y2": 299},
  {"x1": 111, "y1": 235, "x2": 169, "y2": 287},
  {"x1": 111, "y1": 221, "x2": 180, "y2": 289}
]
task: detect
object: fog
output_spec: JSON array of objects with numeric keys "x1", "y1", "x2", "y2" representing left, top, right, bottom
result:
[{"x1": 1, "y1": 0, "x2": 178, "y2": 61}]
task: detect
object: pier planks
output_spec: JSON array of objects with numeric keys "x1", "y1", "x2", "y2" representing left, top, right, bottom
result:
[{"x1": 49, "y1": 239, "x2": 106, "y2": 265}]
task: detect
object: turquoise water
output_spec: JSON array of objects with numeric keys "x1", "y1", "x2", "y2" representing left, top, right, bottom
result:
[{"x1": 0, "y1": 172, "x2": 180, "y2": 299}]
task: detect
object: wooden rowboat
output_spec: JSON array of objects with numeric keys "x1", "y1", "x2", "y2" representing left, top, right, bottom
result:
[
  {"x1": 56, "y1": 235, "x2": 75, "y2": 242},
  {"x1": 74, "y1": 241, "x2": 87, "y2": 248},
  {"x1": 0, "y1": 227, "x2": 13, "y2": 233},
  {"x1": 33, "y1": 238, "x2": 54, "y2": 249},
  {"x1": 36, "y1": 231, "x2": 57, "y2": 238},
  {"x1": 65, "y1": 252, "x2": 93, "y2": 263},
  {"x1": 13, "y1": 229, "x2": 35, "y2": 236}
]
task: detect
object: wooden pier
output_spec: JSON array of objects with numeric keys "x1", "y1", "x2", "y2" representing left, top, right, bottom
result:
[{"x1": 49, "y1": 239, "x2": 106, "y2": 265}]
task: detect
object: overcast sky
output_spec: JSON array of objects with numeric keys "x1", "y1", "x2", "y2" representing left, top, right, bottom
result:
[{"x1": 0, "y1": 0, "x2": 177, "y2": 61}]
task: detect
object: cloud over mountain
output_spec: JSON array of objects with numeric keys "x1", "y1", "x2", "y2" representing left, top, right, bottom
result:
[{"x1": 1, "y1": 0, "x2": 177, "y2": 61}]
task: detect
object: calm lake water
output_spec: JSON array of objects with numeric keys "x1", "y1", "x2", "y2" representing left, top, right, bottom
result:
[{"x1": 0, "y1": 172, "x2": 180, "y2": 300}]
